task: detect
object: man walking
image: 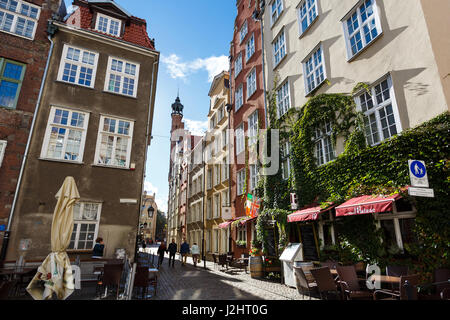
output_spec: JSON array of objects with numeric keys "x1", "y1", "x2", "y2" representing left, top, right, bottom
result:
[
  {"x1": 167, "y1": 239, "x2": 177, "y2": 267},
  {"x1": 191, "y1": 242, "x2": 200, "y2": 267},
  {"x1": 180, "y1": 238, "x2": 190, "y2": 266}
]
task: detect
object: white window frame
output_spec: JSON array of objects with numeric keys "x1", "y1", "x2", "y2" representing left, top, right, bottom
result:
[
  {"x1": 214, "y1": 193, "x2": 220, "y2": 218},
  {"x1": 104, "y1": 56, "x2": 140, "y2": 98},
  {"x1": 239, "y1": 19, "x2": 248, "y2": 43},
  {"x1": 355, "y1": 75, "x2": 401, "y2": 146},
  {"x1": 0, "y1": 140, "x2": 6, "y2": 167},
  {"x1": 273, "y1": 29, "x2": 286, "y2": 67},
  {"x1": 95, "y1": 12, "x2": 122, "y2": 37},
  {"x1": 235, "y1": 84, "x2": 244, "y2": 111},
  {"x1": 246, "y1": 33, "x2": 255, "y2": 62},
  {"x1": 237, "y1": 169, "x2": 245, "y2": 196},
  {"x1": 221, "y1": 130, "x2": 228, "y2": 149},
  {"x1": 235, "y1": 53, "x2": 243, "y2": 78},
  {"x1": 276, "y1": 80, "x2": 290, "y2": 118},
  {"x1": 302, "y1": 44, "x2": 326, "y2": 95},
  {"x1": 281, "y1": 141, "x2": 291, "y2": 180},
  {"x1": 298, "y1": 0, "x2": 318, "y2": 36},
  {"x1": 248, "y1": 110, "x2": 258, "y2": 145},
  {"x1": 222, "y1": 190, "x2": 229, "y2": 207},
  {"x1": 342, "y1": 0, "x2": 383, "y2": 60},
  {"x1": 94, "y1": 115, "x2": 134, "y2": 169},
  {"x1": 247, "y1": 68, "x2": 257, "y2": 99},
  {"x1": 57, "y1": 44, "x2": 99, "y2": 89},
  {"x1": 69, "y1": 202, "x2": 102, "y2": 250},
  {"x1": 207, "y1": 197, "x2": 212, "y2": 220},
  {"x1": 214, "y1": 164, "x2": 221, "y2": 186},
  {"x1": 213, "y1": 228, "x2": 220, "y2": 253},
  {"x1": 235, "y1": 123, "x2": 245, "y2": 155},
  {"x1": 237, "y1": 225, "x2": 247, "y2": 243},
  {"x1": 40, "y1": 106, "x2": 90, "y2": 163},
  {"x1": 207, "y1": 168, "x2": 212, "y2": 189},
  {"x1": 0, "y1": 0, "x2": 40, "y2": 40},
  {"x1": 249, "y1": 164, "x2": 259, "y2": 191},
  {"x1": 222, "y1": 157, "x2": 229, "y2": 182},
  {"x1": 314, "y1": 122, "x2": 336, "y2": 166},
  {"x1": 270, "y1": 0, "x2": 283, "y2": 26}
]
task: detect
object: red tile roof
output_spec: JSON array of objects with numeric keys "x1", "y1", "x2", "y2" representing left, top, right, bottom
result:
[{"x1": 65, "y1": 1, "x2": 155, "y2": 50}]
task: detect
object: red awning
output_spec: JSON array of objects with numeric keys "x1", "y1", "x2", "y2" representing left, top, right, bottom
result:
[
  {"x1": 287, "y1": 203, "x2": 335, "y2": 223},
  {"x1": 240, "y1": 216, "x2": 257, "y2": 225},
  {"x1": 335, "y1": 194, "x2": 402, "y2": 217},
  {"x1": 218, "y1": 220, "x2": 234, "y2": 229}
]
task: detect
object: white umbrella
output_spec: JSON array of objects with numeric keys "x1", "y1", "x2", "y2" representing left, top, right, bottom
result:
[{"x1": 26, "y1": 176, "x2": 80, "y2": 300}]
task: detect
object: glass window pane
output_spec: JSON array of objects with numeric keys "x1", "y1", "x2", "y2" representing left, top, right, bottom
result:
[{"x1": 0, "y1": 80, "x2": 18, "y2": 108}]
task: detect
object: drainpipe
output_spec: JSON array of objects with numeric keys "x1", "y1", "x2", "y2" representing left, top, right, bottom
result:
[
  {"x1": 202, "y1": 139, "x2": 207, "y2": 269},
  {"x1": 0, "y1": 25, "x2": 57, "y2": 264}
]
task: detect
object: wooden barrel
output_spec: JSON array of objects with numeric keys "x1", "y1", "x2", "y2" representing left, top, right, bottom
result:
[{"x1": 249, "y1": 256, "x2": 263, "y2": 278}]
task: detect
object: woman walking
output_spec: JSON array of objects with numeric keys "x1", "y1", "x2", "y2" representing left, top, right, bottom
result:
[{"x1": 157, "y1": 241, "x2": 166, "y2": 268}]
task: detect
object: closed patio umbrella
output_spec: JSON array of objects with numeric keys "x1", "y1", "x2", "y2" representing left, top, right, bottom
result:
[{"x1": 26, "y1": 176, "x2": 80, "y2": 300}]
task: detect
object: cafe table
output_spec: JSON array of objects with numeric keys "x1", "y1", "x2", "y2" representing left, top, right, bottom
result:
[{"x1": 368, "y1": 274, "x2": 401, "y2": 285}]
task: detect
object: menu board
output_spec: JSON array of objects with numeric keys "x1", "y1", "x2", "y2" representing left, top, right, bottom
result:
[
  {"x1": 299, "y1": 225, "x2": 319, "y2": 261},
  {"x1": 264, "y1": 228, "x2": 277, "y2": 257}
]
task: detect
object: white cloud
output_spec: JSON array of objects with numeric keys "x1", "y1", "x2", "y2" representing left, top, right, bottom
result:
[
  {"x1": 144, "y1": 181, "x2": 168, "y2": 213},
  {"x1": 184, "y1": 119, "x2": 208, "y2": 136},
  {"x1": 144, "y1": 181, "x2": 158, "y2": 195},
  {"x1": 155, "y1": 196, "x2": 168, "y2": 214},
  {"x1": 161, "y1": 54, "x2": 229, "y2": 82}
]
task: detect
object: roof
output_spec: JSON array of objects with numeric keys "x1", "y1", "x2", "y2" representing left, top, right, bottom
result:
[{"x1": 66, "y1": 0, "x2": 155, "y2": 50}]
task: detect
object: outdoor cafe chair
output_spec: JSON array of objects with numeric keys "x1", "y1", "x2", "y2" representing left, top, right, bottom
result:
[
  {"x1": 386, "y1": 265, "x2": 409, "y2": 277},
  {"x1": 98, "y1": 263, "x2": 124, "y2": 299},
  {"x1": 133, "y1": 267, "x2": 150, "y2": 299},
  {"x1": 336, "y1": 265, "x2": 373, "y2": 300},
  {"x1": 293, "y1": 266, "x2": 318, "y2": 300},
  {"x1": 218, "y1": 254, "x2": 228, "y2": 271},
  {"x1": 310, "y1": 267, "x2": 340, "y2": 300},
  {"x1": 434, "y1": 268, "x2": 450, "y2": 298},
  {"x1": 0, "y1": 280, "x2": 17, "y2": 300},
  {"x1": 211, "y1": 254, "x2": 218, "y2": 270},
  {"x1": 373, "y1": 274, "x2": 420, "y2": 300}
]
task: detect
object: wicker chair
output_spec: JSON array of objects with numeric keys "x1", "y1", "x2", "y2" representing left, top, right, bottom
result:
[
  {"x1": 218, "y1": 254, "x2": 228, "y2": 271},
  {"x1": 336, "y1": 265, "x2": 373, "y2": 300},
  {"x1": 211, "y1": 254, "x2": 218, "y2": 270},
  {"x1": 98, "y1": 263, "x2": 124, "y2": 299},
  {"x1": 310, "y1": 267, "x2": 340, "y2": 300},
  {"x1": 293, "y1": 266, "x2": 318, "y2": 300},
  {"x1": 373, "y1": 274, "x2": 420, "y2": 300},
  {"x1": 134, "y1": 267, "x2": 150, "y2": 299}
]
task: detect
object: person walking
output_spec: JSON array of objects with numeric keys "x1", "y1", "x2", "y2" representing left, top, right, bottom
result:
[
  {"x1": 191, "y1": 242, "x2": 200, "y2": 267},
  {"x1": 180, "y1": 238, "x2": 190, "y2": 266},
  {"x1": 157, "y1": 241, "x2": 166, "y2": 268},
  {"x1": 167, "y1": 239, "x2": 177, "y2": 268}
]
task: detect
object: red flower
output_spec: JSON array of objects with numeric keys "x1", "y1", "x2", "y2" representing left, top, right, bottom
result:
[{"x1": 47, "y1": 273, "x2": 51, "y2": 279}]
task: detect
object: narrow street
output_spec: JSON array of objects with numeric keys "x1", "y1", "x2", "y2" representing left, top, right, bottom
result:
[{"x1": 146, "y1": 245, "x2": 306, "y2": 300}]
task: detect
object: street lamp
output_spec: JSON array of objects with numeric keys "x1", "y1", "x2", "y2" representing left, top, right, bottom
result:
[{"x1": 147, "y1": 206, "x2": 155, "y2": 219}]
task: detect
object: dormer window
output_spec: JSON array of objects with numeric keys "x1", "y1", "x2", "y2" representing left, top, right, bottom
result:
[{"x1": 95, "y1": 13, "x2": 121, "y2": 37}]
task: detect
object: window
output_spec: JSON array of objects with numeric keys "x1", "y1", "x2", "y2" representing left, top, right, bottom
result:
[
  {"x1": 235, "y1": 84, "x2": 243, "y2": 111},
  {"x1": 218, "y1": 105, "x2": 224, "y2": 122},
  {"x1": 250, "y1": 164, "x2": 259, "y2": 191},
  {"x1": 95, "y1": 13, "x2": 121, "y2": 37},
  {"x1": 221, "y1": 130, "x2": 228, "y2": 149},
  {"x1": 237, "y1": 225, "x2": 247, "y2": 243},
  {"x1": 246, "y1": 33, "x2": 255, "y2": 62},
  {"x1": 206, "y1": 230, "x2": 211, "y2": 251},
  {"x1": 41, "y1": 107, "x2": 89, "y2": 162},
  {"x1": 57, "y1": 45, "x2": 99, "y2": 88},
  {"x1": 236, "y1": 123, "x2": 245, "y2": 155},
  {"x1": 0, "y1": 0, "x2": 40, "y2": 39},
  {"x1": 207, "y1": 197, "x2": 212, "y2": 219},
  {"x1": 68, "y1": 202, "x2": 102, "y2": 250},
  {"x1": 343, "y1": 0, "x2": 382, "y2": 59},
  {"x1": 355, "y1": 76, "x2": 400, "y2": 146},
  {"x1": 281, "y1": 141, "x2": 291, "y2": 180},
  {"x1": 222, "y1": 157, "x2": 229, "y2": 181},
  {"x1": 214, "y1": 193, "x2": 220, "y2": 218},
  {"x1": 215, "y1": 164, "x2": 220, "y2": 185},
  {"x1": 207, "y1": 168, "x2": 212, "y2": 189},
  {"x1": 94, "y1": 116, "x2": 134, "y2": 168},
  {"x1": 273, "y1": 29, "x2": 286, "y2": 66},
  {"x1": 0, "y1": 58, "x2": 25, "y2": 109},
  {"x1": 303, "y1": 45, "x2": 326, "y2": 95},
  {"x1": 0, "y1": 140, "x2": 6, "y2": 167},
  {"x1": 210, "y1": 115, "x2": 216, "y2": 130},
  {"x1": 247, "y1": 68, "x2": 257, "y2": 98},
  {"x1": 222, "y1": 190, "x2": 229, "y2": 207},
  {"x1": 271, "y1": 0, "x2": 283, "y2": 25},
  {"x1": 248, "y1": 111, "x2": 258, "y2": 145},
  {"x1": 298, "y1": 0, "x2": 318, "y2": 35},
  {"x1": 276, "y1": 80, "x2": 290, "y2": 118},
  {"x1": 239, "y1": 20, "x2": 248, "y2": 43},
  {"x1": 314, "y1": 122, "x2": 336, "y2": 166},
  {"x1": 237, "y1": 169, "x2": 245, "y2": 196},
  {"x1": 235, "y1": 53, "x2": 242, "y2": 78},
  {"x1": 105, "y1": 57, "x2": 140, "y2": 97}
]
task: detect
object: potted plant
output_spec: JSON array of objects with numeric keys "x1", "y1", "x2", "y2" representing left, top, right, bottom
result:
[
  {"x1": 236, "y1": 240, "x2": 247, "y2": 248},
  {"x1": 263, "y1": 257, "x2": 281, "y2": 273}
]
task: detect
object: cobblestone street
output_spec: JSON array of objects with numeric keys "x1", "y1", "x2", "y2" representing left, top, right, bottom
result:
[{"x1": 147, "y1": 247, "x2": 311, "y2": 300}]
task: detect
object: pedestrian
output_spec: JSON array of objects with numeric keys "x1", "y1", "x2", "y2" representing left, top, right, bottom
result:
[
  {"x1": 141, "y1": 239, "x2": 146, "y2": 250},
  {"x1": 157, "y1": 241, "x2": 166, "y2": 268},
  {"x1": 167, "y1": 238, "x2": 177, "y2": 267},
  {"x1": 191, "y1": 242, "x2": 200, "y2": 267},
  {"x1": 92, "y1": 237, "x2": 104, "y2": 259},
  {"x1": 180, "y1": 238, "x2": 190, "y2": 266}
]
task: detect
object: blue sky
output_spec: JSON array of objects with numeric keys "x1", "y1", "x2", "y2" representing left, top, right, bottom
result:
[{"x1": 64, "y1": 0, "x2": 237, "y2": 213}]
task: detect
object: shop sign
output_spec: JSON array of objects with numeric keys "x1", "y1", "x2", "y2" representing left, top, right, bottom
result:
[
  {"x1": 290, "y1": 193, "x2": 298, "y2": 210},
  {"x1": 408, "y1": 187, "x2": 435, "y2": 198},
  {"x1": 408, "y1": 160, "x2": 429, "y2": 188}
]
